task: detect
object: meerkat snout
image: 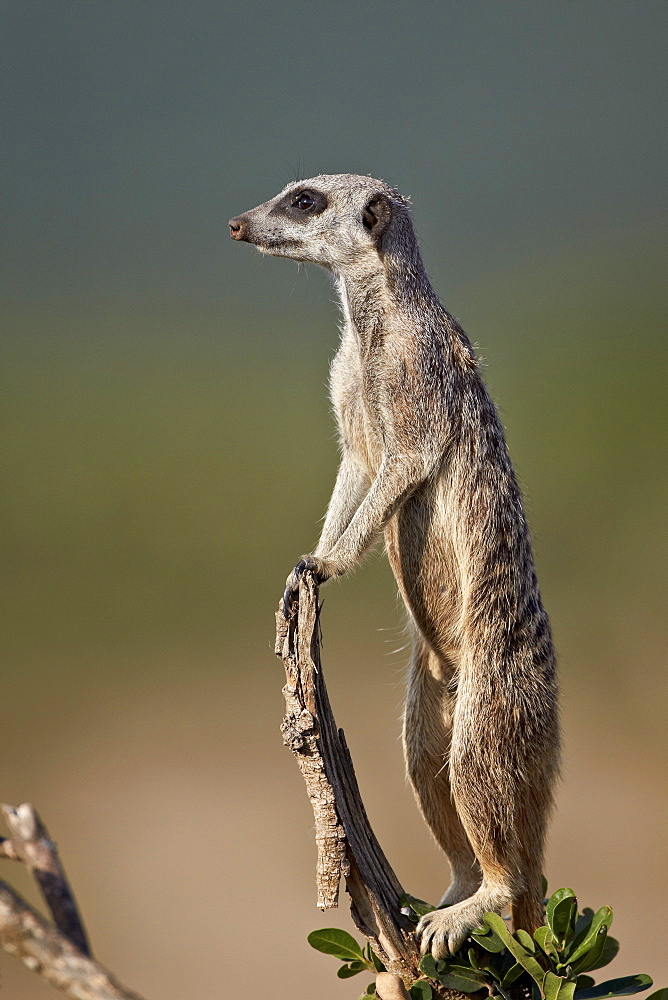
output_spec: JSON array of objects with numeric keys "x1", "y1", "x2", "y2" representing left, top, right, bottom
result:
[{"x1": 228, "y1": 216, "x2": 248, "y2": 241}]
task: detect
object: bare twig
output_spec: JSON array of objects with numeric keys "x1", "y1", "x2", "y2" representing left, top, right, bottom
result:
[
  {"x1": 2, "y1": 802, "x2": 90, "y2": 955},
  {"x1": 0, "y1": 880, "x2": 146, "y2": 1000}
]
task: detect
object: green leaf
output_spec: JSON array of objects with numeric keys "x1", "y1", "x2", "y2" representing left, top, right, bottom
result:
[
  {"x1": 587, "y1": 936, "x2": 620, "y2": 972},
  {"x1": 568, "y1": 909, "x2": 613, "y2": 964},
  {"x1": 437, "y1": 973, "x2": 488, "y2": 993},
  {"x1": 399, "y1": 893, "x2": 437, "y2": 918},
  {"x1": 437, "y1": 963, "x2": 487, "y2": 984},
  {"x1": 547, "y1": 889, "x2": 578, "y2": 948},
  {"x1": 336, "y1": 962, "x2": 369, "y2": 979},
  {"x1": 577, "y1": 978, "x2": 596, "y2": 991},
  {"x1": 544, "y1": 971, "x2": 576, "y2": 1000},
  {"x1": 307, "y1": 928, "x2": 365, "y2": 962},
  {"x1": 645, "y1": 991, "x2": 668, "y2": 1000},
  {"x1": 570, "y1": 929, "x2": 610, "y2": 976},
  {"x1": 483, "y1": 913, "x2": 547, "y2": 986},
  {"x1": 410, "y1": 982, "x2": 433, "y2": 1000},
  {"x1": 337, "y1": 966, "x2": 355, "y2": 979},
  {"x1": 567, "y1": 913, "x2": 615, "y2": 977},
  {"x1": 471, "y1": 922, "x2": 506, "y2": 953},
  {"x1": 566, "y1": 908, "x2": 614, "y2": 971},
  {"x1": 546, "y1": 889, "x2": 575, "y2": 924},
  {"x1": 516, "y1": 928, "x2": 537, "y2": 953},
  {"x1": 361, "y1": 984, "x2": 377, "y2": 998},
  {"x1": 502, "y1": 963, "x2": 525, "y2": 988},
  {"x1": 422, "y1": 953, "x2": 483, "y2": 981},
  {"x1": 534, "y1": 925, "x2": 559, "y2": 963},
  {"x1": 419, "y1": 955, "x2": 440, "y2": 979},
  {"x1": 544, "y1": 973, "x2": 566, "y2": 1000},
  {"x1": 574, "y1": 976, "x2": 654, "y2": 999},
  {"x1": 338, "y1": 962, "x2": 367, "y2": 978}
]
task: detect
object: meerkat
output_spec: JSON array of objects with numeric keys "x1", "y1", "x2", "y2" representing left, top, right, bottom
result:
[{"x1": 229, "y1": 175, "x2": 559, "y2": 959}]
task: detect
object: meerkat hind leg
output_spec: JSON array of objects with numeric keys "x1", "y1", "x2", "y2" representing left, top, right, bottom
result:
[
  {"x1": 403, "y1": 638, "x2": 482, "y2": 909},
  {"x1": 415, "y1": 817, "x2": 518, "y2": 959},
  {"x1": 416, "y1": 680, "x2": 531, "y2": 959}
]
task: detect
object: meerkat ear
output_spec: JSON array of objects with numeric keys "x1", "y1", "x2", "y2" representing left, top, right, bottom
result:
[{"x1": 362, "y1": 194, "x2": 392, "y2": 238}]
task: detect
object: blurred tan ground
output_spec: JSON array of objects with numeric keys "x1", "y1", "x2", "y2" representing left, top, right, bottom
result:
[{"x1": 2, "y1": 244, "x2": 667, "y2": 998}]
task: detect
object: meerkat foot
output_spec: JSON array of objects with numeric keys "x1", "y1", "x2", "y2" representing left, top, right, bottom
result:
[
  {"x1": 282, "y1": 554, "x2": 335, "y2": 618},
  {"x1": 416, "y1": 886, "x2": 511, "y2": 960}
]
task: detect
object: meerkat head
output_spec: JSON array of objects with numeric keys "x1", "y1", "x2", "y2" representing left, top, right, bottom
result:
[{"x1": 228, "y1": 173, "x2": 413, "y2": 275}]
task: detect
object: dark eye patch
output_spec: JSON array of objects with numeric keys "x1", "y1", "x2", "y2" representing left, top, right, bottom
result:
[{"x1": 271, "y1": 188, "x2": 327, "y2": 220}]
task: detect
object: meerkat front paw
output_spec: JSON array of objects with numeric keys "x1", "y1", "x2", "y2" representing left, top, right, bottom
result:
[{"x1": 282, "y1": 555, "x2": 336, "y2": 618}]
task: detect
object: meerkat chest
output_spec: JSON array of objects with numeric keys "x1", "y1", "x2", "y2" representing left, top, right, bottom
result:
[{"x1": 330, "y1": 328, "x2": 385, "y2": 472}]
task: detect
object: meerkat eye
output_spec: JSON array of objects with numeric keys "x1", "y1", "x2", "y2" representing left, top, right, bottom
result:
[{"x1": 292, "y1": 192, "x2": 315, "y2": 211}]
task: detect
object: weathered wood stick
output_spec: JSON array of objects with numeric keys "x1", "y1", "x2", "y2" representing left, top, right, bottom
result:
[{"x1": 275, "y1": 572, "x2": 421, "y2": 984}]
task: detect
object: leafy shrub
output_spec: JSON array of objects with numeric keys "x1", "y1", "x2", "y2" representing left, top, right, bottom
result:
[{"x1": 308, "y1": 887, "x2": 667, "y2": 1000}]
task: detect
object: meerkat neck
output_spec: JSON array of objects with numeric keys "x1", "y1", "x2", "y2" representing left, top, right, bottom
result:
[
  {"x1": 335, "y1": 269, "x2": 389, "y2": 348},
  {"x1": 335, "y1": 242, "x2": 440, "y2": 349}
]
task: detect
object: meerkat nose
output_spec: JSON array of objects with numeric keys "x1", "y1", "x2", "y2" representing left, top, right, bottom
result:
[{"x1": 228, "y1": 216, "x2": 248, "y2": 241}]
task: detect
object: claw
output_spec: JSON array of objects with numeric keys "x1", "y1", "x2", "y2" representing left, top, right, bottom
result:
[
  {"x1": 416, "y1": 903, "x2": 484, "y2": 960},
  {"x1": 416, "y1": 910, "x2": 449, "y2": 960},
  {"x1": 283, "y1": 584, "x2": 297, "y2": 619}
]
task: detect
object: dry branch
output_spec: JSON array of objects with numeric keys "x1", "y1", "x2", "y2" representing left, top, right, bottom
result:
[
  {"x1": 1, "y1": 803, "x2": 90, "y2": 955},
  {"x1": 0, "y1": 880, "x2": 147, "y2": 1000},
  {"x1": 275, "y1": 572, "x2": 423, "y2": 986},
  {"x1": 0, "y1": 804, "x2": 147, "y2": 1000}
]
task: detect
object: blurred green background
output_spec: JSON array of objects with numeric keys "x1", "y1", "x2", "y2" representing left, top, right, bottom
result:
[{"x1": 2, "y1": 2, "x2": 667, "y2": 997}]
